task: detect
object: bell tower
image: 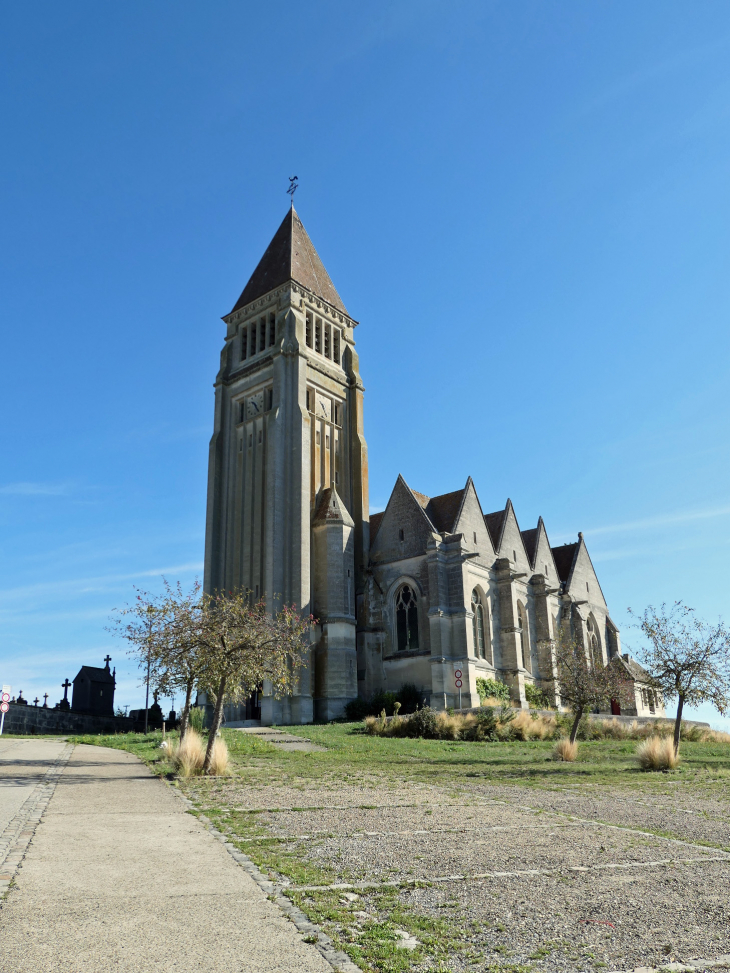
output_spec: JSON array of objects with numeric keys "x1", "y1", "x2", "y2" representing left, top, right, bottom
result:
[{"x1": 204, "y1": 206, "x2": 368, "y2": 723}]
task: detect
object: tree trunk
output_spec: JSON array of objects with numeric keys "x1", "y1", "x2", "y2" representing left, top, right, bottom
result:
[
  {"x1": 179, "y1": 679, "x2": 195, "y2": 741},
  {"x1": 203, "y1": 676, "x2": 227, "y2": 773},
  {"x1": 673, "y1": 694, "x2": 684, "y2": 755},
  {"x1": 569, "y1": 708, "x2": 584, "y2": 745}
]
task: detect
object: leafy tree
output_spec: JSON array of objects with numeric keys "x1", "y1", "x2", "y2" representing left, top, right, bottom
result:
[
  {"x1": 549, "y1": 629, "x2": 630, "y2": 744},
  {"x1": 629, "y1": 602, "x2": 730, "y2": 754},
  {"x1": 197, "y1": 591, "x2": 313, "y2": 772},
  {"x1": 111, "y1": 581, "x2": 207, "y2": 740}
]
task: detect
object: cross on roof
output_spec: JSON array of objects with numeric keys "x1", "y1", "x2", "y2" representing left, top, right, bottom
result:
[{"x1": 104, "y1": 655, "x2": 112, "y2": 667}]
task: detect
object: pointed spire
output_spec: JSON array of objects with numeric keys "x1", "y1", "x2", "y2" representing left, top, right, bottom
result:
[
  {"x1": 231, "y1": 207, "x2": 347, "y2": 315},
  {"x1": 312, "y1": 486, "x2": 355, "y2": 527}
]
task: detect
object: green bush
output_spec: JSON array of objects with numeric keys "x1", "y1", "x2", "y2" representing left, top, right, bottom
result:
[
  {"x1": 344, "y1": 697, "x2": 370, "y2": 721},
  {"x1": 476, "y1": 677, "x2": 511, "y2": 704},
  {"x1": 524, "y1": 684, "x2": 551, "y2": 709},
  {"x1": 403, "y1": 707, "x2": 439, "y2": 738},
  {"x1": 396, "y1": 683, "x2": 424, "y2": 714},
  {"x1": 188, "y1": 706, "x2": 206, "y2": 733},
  {"x1": 369, "y1": 690, "x2": 398, "y2": 716}
]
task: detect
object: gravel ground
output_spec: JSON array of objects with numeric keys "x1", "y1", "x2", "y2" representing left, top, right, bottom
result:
[{"x1": 184, "y1": 773, "x2": 730, "y2": 971}]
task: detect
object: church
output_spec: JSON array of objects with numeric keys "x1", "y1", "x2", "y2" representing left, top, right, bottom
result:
[{"x1": 204, "y1": 206, "x2": 623, "y2": 725}]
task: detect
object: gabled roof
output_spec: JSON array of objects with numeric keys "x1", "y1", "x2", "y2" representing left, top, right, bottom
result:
[
  {"x1": 484, "y1": 507, "x2": 507, "y2": 550},
  {"x1": 74, "y1": 665, "x2": 114, "y2": 684},
  {"x1": 521, "y1": 527, "x2": 539, "y2": 567},
  {"x1": 369, "y1": 511, "x2": 384, "y2": 539},
  {"x1": 426, "y1": 488, "x2": 466, "y2": 534},
  {"x1": 612, "y1": 655, "x2": 654, "y2": 685},
  {"x1": 230, "y1": 207, "x2": 347, "y2": 315},
  {"x1": 551, "y1": 542, "x2": 578, "y2": 583}
]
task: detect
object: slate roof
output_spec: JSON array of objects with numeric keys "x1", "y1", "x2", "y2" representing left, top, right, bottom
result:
[
  {"x1": 484, "y1": 508, "x2": 507, "y2": 550},
  {"x1": 73, "y1": 665, "x2": 114, "y2": 684},
  {"x1": 369, "y1": 511, "x2": 384, "y2": 539},
  {"x1": 405, "y1": 486, "x2": 466, "y2": 534},
  {"x1": 231, "y1": 207, "x2": 347, "y2": 315},
  {"x1": 613, "y1": 655, "x2": 654, "y2": 684},
  {"x1": 521, "y1": 527, "x2": 539, "y2": 567},
  {"x1": 425, "y1": 489, "x2": 466, "y2": 534},
  {"x1": 551, "y1": 542, "x2": 578, "y2": 583}
]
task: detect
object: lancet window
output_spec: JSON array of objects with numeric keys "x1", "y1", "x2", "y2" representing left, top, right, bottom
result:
[
  {"x1": 517, "y1": 602, "x2": 531, "y2": 673},
  {"x1": 471, "y1": 589, "x2": 487, "y2": 660},
  {"x1": 395, "y1": 584, "x2": 419, "y2": 652}
]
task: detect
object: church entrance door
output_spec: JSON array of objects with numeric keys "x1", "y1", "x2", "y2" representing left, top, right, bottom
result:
[{"x1": 245, "y1": 689, "x2": 261, "y2": 721}]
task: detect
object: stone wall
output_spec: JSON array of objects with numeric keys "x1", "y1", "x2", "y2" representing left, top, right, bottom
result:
[{"x1": 1, "y1": 703, "x2": 144, "y2": 736}]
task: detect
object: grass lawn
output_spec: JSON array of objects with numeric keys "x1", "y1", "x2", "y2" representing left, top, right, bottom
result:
[{"x1": 69, "y1": 723, "x2": 730, "y2": 972}]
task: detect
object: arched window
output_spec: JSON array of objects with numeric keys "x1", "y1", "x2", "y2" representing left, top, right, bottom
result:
[
  {"x1": 471, "y1": 589, "x2": 486, "y2": 659},
  {"x1": 396, "y1": 584, "x2": 419, "y2": 652},
  {"x1": 517, "y1": 602, "x2": 531, "y2": 673}
]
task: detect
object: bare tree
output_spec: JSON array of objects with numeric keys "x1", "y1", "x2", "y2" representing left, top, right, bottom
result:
[
  {"x1": 629, "y1": 602, "x2": 730, "y2": 754},
  {"x1": 549, "y1": 629, "x2": 631, "y2": 744},
  {"x1": 197, "y1": 591, "x2": 313, "y2": 772}
]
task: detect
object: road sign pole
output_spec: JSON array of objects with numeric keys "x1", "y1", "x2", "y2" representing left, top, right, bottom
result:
[
  {"x1": 0, "y1": 712, "x2": 4, "y2": 735},
  {"x1": 0, "y1": 687, "x2": 10, "y2": 734}
]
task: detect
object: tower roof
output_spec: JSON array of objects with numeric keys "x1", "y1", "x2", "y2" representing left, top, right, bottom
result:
[{"x1": 230, "y1": 207, "x2": 347, "y2": 315}]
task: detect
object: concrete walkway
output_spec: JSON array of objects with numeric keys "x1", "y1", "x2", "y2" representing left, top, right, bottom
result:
[
  {"x1": 233, "y1": 726, "x2": 327, "y2": 752},
  {"x1": 0, "y1": 739, "x2": 332, "y2": 973}
]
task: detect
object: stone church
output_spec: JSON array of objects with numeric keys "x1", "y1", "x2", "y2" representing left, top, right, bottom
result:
[{"x1": 204, "y1": 206, "x2": 623, "y2": 725}]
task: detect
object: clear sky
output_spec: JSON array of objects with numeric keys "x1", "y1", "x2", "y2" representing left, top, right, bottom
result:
[{"x1": 1, "y1": 2, "x2": 729, "y2": 725}]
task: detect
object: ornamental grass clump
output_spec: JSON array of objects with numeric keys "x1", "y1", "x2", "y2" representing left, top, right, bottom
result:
[
  {"x1": 553, "y1": 738, "x2": 578, "y2": 762},
  {"x1": 636, "y1": 735, "x2": 680, "y2": 771},
  {"x1": 171, "y1": 728, "x2": 206, "y2": 777},
  {"x1": 207, "y1": 736, "x2": 229, "y2": 776}
]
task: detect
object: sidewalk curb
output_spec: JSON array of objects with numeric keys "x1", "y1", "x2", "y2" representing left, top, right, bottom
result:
[{"x1": 165, "y1": 782, "x2": 361, "y2": 973}]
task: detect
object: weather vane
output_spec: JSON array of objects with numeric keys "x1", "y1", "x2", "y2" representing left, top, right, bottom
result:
[{"x1": 287, "y1": 175, "x2": 299, "y2": 202}]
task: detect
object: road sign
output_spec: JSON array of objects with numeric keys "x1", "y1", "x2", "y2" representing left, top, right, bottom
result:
[
  {"x1": 0, "y1": 702, "x2": 8, "y2": 713},
  {"x1": 453, "y1": 669, "x2": 462, "y2": 679},
  {"x1": 454, "y1": 679, "x2": 462, "y2": 688}
]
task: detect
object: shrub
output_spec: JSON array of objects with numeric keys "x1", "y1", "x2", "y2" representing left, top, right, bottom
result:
[
  {"x1": 404, "y1": 707, "x2": 440, "y2": 738},
  {"x1": 636, "y1": 736, "x2": 680, "y2": 771},
  {"x1": 476, "y1": 677, "x2": 511, "y2": 704},
  {"x1": 188, "y1": 707, "x2": 206, "y2": 734},
  {"x1": 553, "y1": 738, "x2": 578, "y2": 761},
  {"x1": 524, "y1": 684, "x2": 551, "y2": 709},
  {"x1": 396, "y1": 683, "x2": 424, "y2": 714},
  {"x1": 344, "y1": 697, "x2": 370, "y2": 721},
  {"x1": 369, "y1": 690, "x2": 398, "y2": 716},
  {"x1": 208, "y1": 736, "x2": 230, "y2": 775}
]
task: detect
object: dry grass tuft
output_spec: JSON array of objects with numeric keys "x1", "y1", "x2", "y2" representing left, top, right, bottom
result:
[
  {"x1": 171, "y1": 728, "x2": 206, "y2": 777},
  {"x1": 553, "y1": 738, "x2": 578, "y2": 762},
  {"x1": 636, "y1": 736, "x2": 680, "y2": 771},
  {"x1": 207, "y1": 736, "x2": 230, "y2": 776}
]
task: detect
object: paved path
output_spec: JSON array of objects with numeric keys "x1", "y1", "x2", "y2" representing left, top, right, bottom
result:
[
  {"x1": 234, "y1": 726, "x2": 327, "y2": 752},
  {"x1": 0, "y1": 740, "x2": 332, "y2": 973}
]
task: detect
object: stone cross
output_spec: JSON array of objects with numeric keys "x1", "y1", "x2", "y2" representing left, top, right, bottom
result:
[
  {"x1": 104, "y1": 654, "x2": 112, "y2": 668},
  {"x1": 33, "y1": 697, "x2": 39, "y2": 707},
  {"x1": 43, "y1": 693, "x2": 49, "y2": 708},
  {"x1": 62, "y1": 679, "x2": 71, "y2": 701}
]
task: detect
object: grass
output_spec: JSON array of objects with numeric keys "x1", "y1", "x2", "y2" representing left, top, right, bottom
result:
[{"x1": 66, "y1": 721, "x2": 730, "y2": 972}]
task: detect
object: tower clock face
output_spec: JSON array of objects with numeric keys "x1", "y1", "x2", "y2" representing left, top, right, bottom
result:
[
  {"x1": 247, "y1": 392, "x2": 264, "y2": 417},
  {"x1": 316, "y1": 394, "x2": 331, "y2": 420}
]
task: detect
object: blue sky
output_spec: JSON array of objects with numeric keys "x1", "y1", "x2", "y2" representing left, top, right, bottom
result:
[{"x1": 1, "y1": 2, "x2": 729, "y2": 725}]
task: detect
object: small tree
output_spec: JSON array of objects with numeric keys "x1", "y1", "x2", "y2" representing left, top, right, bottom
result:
[
  {"x1": 197, "y1": 591, "x2": 313, "y2": 773},
  {"x1": 549, "y1": 629, "x2": 630, "y2": 744},
  {"x1": 149, "y1": 580, "x2": 208, "y2": 741},
  {"x1": 110, "y1": 589, "x2": 167, "y2": 732},
  {"x1": 629, "y1": 602, "x2": 730, "y2": 754}
]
